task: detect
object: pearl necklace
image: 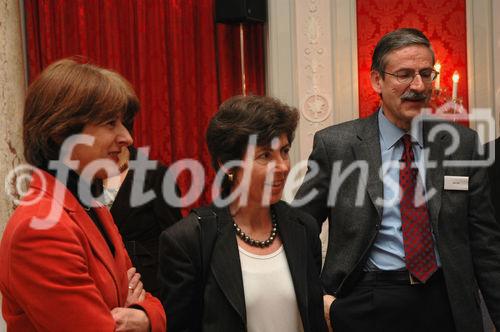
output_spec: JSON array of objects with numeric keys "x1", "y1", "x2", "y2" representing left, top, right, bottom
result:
[{"x1": 233, "y1": 210, "x2": 278, "y2": 248}]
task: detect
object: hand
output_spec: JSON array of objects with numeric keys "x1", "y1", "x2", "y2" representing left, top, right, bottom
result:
[
  {"x1": 125, "y1": 267, "x2": 146, "y2": 307},
  {"x1": 323, "y1": 294, "x2": 336, "y2": 332},
  {"x1": 111, "y1": 307, "x2": 151, "y2": 332}
]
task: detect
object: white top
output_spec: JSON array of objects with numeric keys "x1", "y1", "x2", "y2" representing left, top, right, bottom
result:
[{"x1": 238, "y1": 245, "x2": 304, "y2": 332}]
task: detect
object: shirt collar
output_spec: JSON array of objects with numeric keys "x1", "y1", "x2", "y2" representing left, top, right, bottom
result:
[{"x1": 378, "y1": 108, "x2": 423, "y2": 150}]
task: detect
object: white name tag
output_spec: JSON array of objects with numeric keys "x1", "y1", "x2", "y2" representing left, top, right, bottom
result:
[{"x1": 444, "y1": 176, "x2": 469, "y2": 191}]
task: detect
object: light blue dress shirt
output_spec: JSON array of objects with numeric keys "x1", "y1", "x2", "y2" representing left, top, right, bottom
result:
[{"x1": 365, "y1": 110, "x2": 441, "y2": 271}]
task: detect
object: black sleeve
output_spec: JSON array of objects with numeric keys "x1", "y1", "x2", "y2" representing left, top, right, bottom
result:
[
  {"x1": 294, "y1": 208, "x2": 324, "y2": 276},
  {"x1": 298, "y1": 209, "x2": 329, "y2": 332},
  {"x1": 469, "y1": 135, "x2": 500, "y2": 327},
  {"x1": 303, "y1": 212, "x2": 323, "y2": 273},
  {"x1": 158, "y1": 218, "x2": 202, "y2": 332}
]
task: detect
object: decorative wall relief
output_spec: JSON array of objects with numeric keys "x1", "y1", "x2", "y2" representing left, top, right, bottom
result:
[
  {"x1": 296, "y1": 0, "x2": 333, "y2": 160},
  {"x1": 303, "y1": 95, "x2": 329, "y2": 123}
]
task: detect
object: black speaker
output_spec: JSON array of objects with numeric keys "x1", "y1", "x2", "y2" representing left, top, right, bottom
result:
[{"x1": 215, "y1": 0, "x2": 267, "y2": 23}]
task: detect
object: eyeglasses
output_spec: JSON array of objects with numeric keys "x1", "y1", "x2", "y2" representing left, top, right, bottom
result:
[{"x1": 382, "y1": 68, "x2": 439, "y2": 84}]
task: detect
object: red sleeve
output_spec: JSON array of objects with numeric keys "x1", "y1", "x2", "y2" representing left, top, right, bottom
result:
[
  {"x1": 5, "y1": 218, "x2": 116, "y2": 331},
  {"x1": 130, "y1": 294, "x2": 167, "y2": 332}
]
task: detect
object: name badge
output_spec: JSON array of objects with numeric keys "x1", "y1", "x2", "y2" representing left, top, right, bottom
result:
[{"x1": 444, "y1": 176, "x2": 469, "y2": 191}]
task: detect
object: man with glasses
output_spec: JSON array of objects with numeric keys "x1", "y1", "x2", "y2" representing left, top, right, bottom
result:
[{"x1": 295, "y1": 28, "x2": 500, "y2": 332}]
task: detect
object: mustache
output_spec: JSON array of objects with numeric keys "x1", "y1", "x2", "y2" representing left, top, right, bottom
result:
[{"x1": 401, "y1": 90, "x2": 429, "y2": 101}]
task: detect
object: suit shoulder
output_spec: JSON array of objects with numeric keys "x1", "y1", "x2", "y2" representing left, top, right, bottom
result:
[
  {"x1": 429, "y1": 119, "x2": 477, "y2": 140},
  {"x1": 161, "y1": 212, "x2": 200, "y2": 250},
  {"x1": 315, "y1": 118, "x2": 365, "y2": 139},
  {"x1": 3, "y1": 197, "x2": 78, "y2": 241},
  {"x1": 452, "y1": 121, "x2": 478, "y2": 139},
  {"x1": 163, "y1": 212, "x2": 198, "y2": 235},
  {"x1": 296, "y1": 209, "x2": 321, "y2": 236},
  {"x1": 0, "y1": 200, "x2": 87, "y2": 283},
  {"x1": 276, "y1": 201, "x2": 320, "y2": 235}
]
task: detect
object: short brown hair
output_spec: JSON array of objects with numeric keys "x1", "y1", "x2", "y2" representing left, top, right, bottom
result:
[
  {"x1": 371, "y1": 28, "x2": 435, "y2": 76},
  {"x1": 206, "y1": 95, "x2": 299, "y2": 193},
  {"x1": 23, "y1": 58, "x2": 139, "y2": 167}
]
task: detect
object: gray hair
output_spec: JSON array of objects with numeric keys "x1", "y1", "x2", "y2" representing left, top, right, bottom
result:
[{"x1": 371, "y1": 28, "x2": 435, "y2": 76}]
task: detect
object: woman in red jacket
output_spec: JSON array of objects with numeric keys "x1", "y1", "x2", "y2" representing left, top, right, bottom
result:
[{"x1": 0, "y1": 59, "x2": 166, "y2": 331}]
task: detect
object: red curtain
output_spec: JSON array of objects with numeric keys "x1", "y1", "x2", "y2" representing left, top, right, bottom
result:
[
  {"x1": 24, "y1": 0, "x2": 265, "y2": 209},
  {"x1": 216, "y1": 23, "x2": 266, "y2": 101},
  {"x1": 356, "y1": 0, "x2": 468, "y2": 118}
]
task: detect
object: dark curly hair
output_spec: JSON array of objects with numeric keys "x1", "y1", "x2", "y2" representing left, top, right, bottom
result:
[{"x1": 206, "y1": 95, "x2": 299, "y2": 195}]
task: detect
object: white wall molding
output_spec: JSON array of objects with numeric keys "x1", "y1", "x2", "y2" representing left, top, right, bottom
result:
[
  {"x1": 466, "y1": 0, "x2": 496, "y2": 142},
  {"x1": 0, "y1": 0, "x2": 26, "y2": 328},
  {"x1": 267, "y1": 0, "x2": 358, "y2": 248},
  {"x1": 267, "y1": 0, "x2": 359, "y2": 163},
  {"x1": 294, "y1": 0, "x2": 335, "y2": 162},
  {"x1": 267, "y1": 0, "x2": 359, "y2": 205},
  {"x1": 0, "y1": 0, "x2": 26, "y2": 231},
  {"x1": 330, "y1": 0, "x2": 359, "y2": 125},
  {"x1": 266, "y1": 0, "x2": 300, "y2": 166}
]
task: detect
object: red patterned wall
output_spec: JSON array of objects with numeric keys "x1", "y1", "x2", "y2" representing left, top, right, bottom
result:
[{"x1": 356, "y1": 0, "x2": 468, "y2": 118}]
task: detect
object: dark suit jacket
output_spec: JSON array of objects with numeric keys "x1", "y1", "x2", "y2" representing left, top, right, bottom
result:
[
  {"x1": 486, "y1": 137, "x2": 500, "y2": 222},
  {"x1": 158, "y1": 201, "x2": 327, "y2": 332},
  {"x1": 295, "y1": 112, "x2": 500, "y2": 332},
  {"x1": 110, "y1": 150, "x2": 182, "y2": 297}
]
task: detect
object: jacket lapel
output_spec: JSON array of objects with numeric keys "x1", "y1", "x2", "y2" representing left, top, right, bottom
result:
[
  {"x1": 33, "y1": 171, "x2": 126, "y2": 306},
  {"x1": 423, "y1": 121, "x2": 447, "y2": 230},
  {"x1": 209, "y1": 207, "x2": 247, "y2": 324},
  {"x1": 69, "y1": 206, "x2": 124, "y2": 302},
  {"x1": 274, "y1": 203, "x2": 309, "y2": 329},
  {"x1": 353, "y1": 113, "x2": 384, "y2": 220},
  {"x1": 95, "y1": 206, "x2": 129, "y2": 301}
]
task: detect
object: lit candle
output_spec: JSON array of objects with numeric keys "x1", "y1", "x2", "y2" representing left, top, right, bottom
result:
[
  {"x1": 452, "y1": 71, "x2": 459, "y2": 101},
  {"x1": 434, "y1": 62, "x2": 441, "y2": 90}
]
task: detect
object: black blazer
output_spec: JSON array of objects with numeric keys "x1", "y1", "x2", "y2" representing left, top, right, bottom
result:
[
  {"x1": 110, "y1": 149, "x2": 182, "y2": 297},
  {"x1": 158, "y1": 201, "x2": 327, "y2": 332},
  {"x1": 486, "y1": 137, "x2": 500, "y2": 222}
]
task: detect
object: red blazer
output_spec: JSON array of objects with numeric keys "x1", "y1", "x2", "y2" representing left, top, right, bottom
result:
[{"x1": 0, "y1": 170, "x2": 166, "y2": 331}]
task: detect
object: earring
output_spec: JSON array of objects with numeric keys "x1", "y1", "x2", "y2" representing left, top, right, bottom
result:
[{"x1": 227, "y1": 173, "x2": 234, "y2": 182}]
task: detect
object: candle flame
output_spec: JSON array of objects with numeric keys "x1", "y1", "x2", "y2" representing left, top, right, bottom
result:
[
  {"x1": 452, "y1": 71, "x2": 460, "y2": 83},
  {"x1": 434, "y1": 62, "x2": 441, "y2": 71}
]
